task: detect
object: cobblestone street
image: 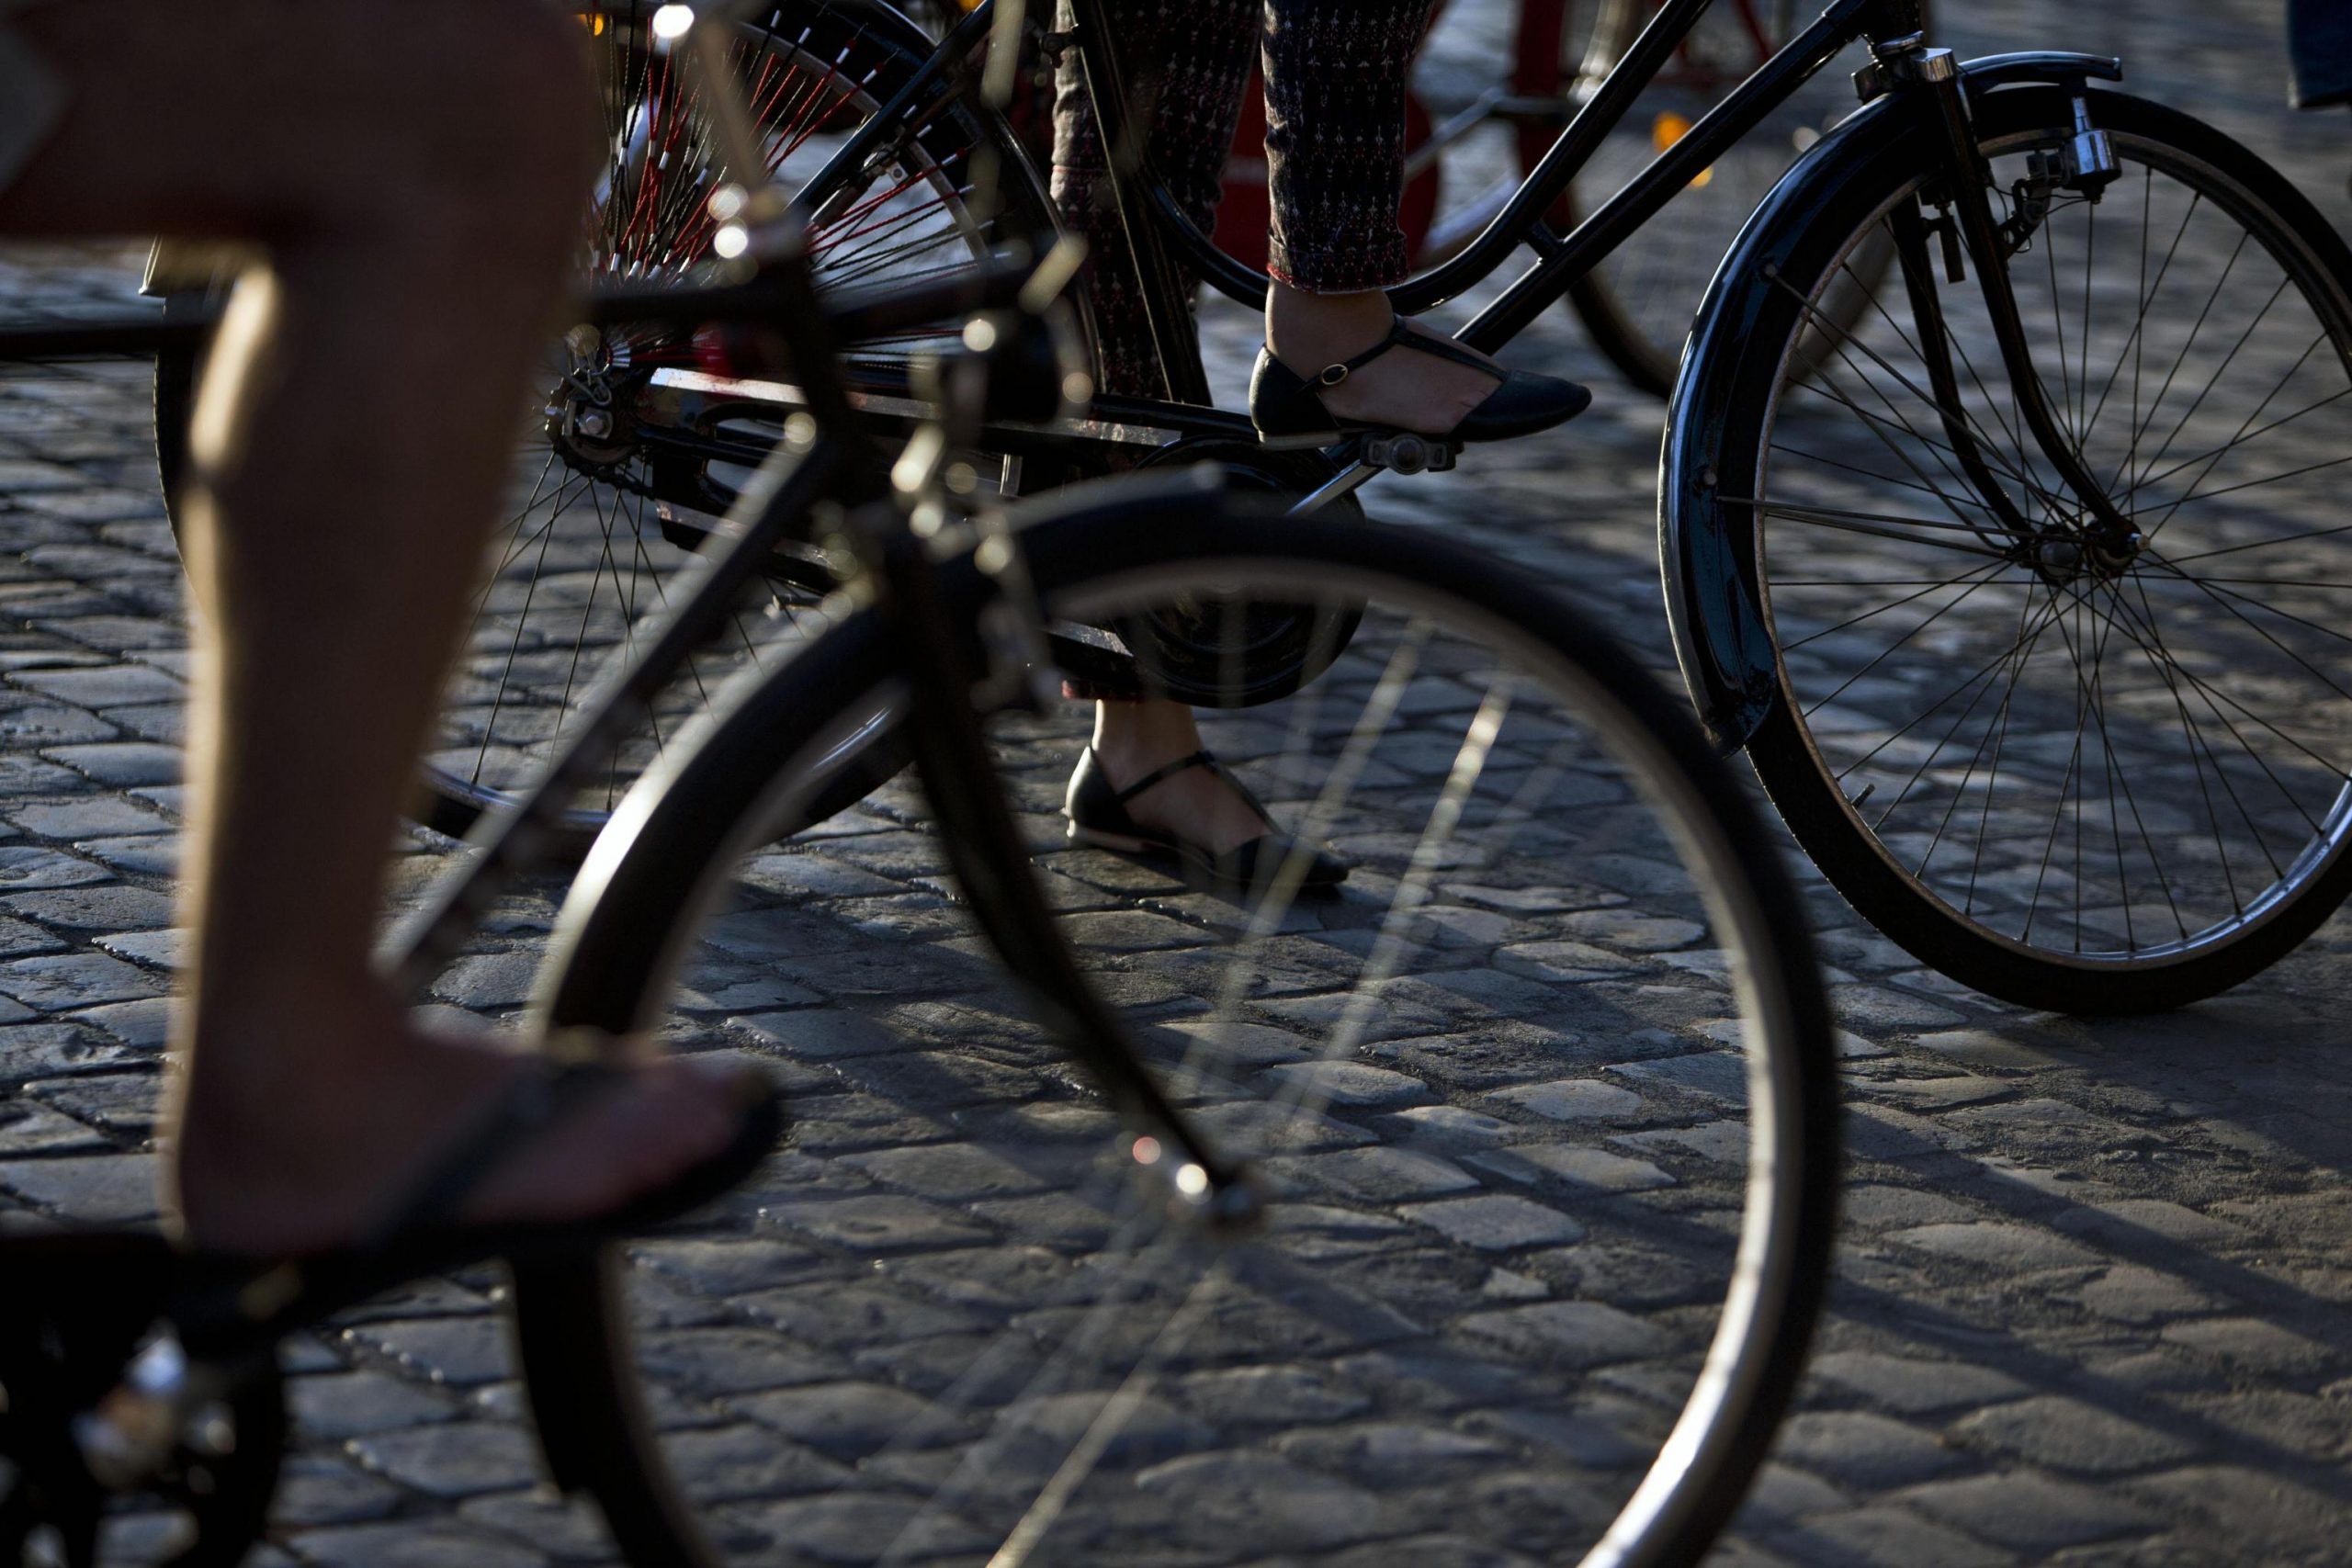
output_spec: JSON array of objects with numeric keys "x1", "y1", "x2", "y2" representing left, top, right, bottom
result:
[{"x1": 5, "y1": 1, "x2": 2352, "y2": 1563}]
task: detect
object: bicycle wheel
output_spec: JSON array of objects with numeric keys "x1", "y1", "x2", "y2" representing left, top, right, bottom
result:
[
  {"x1": 1528, "y1": 0, "x2": 1912, "y2": 398},
  {"x1": 506, "y1": 489, "x2": 1838, "y2": 1566},
  {"x1": 153, "y1": 0, "x2": 1072, "y2": 847},
  {"x1": 1672, "y1": 85, "x2": 2352, "y2": 1011}
]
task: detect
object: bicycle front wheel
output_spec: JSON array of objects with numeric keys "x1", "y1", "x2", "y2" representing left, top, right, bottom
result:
[
  {"x1": 507, "y1": 487, "x2": 1838, "y2": 1567},
  {"x1": 1671, "y1": 85, "x2": 2352, "y2": 1011}
]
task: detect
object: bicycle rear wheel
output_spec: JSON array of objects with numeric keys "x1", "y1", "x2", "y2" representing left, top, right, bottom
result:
[
  {"x1": 506, "y1": 490, "x2": 1838, "y2": 1566},
  {"x1": 1530, "y1": 0, "x2": 1910, "y2": 398},
  {"x1": 153, "y1": 0, "x2": 1071, "y2": 849},
  {"x1": 1670, "y1": 86, "x2": 2352, "y2": 1010}
]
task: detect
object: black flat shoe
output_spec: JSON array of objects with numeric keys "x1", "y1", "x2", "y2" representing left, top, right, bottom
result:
[
  {"x1": 1249, "y1": 317, "x2": 1591, "y2": 450},
  {"x1": 1065, "y1": 746, "x2": 1350, "y2": 895}
]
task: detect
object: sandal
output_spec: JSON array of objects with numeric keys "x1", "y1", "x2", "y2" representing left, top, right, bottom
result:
[
  {"x1": 168, "y1": 1044, "x2": 784, "y2": 1350},
  {"x1": 1249, "y1": 316, "x2": 1591, "y2": 450},
  {"x1": 1065, "y1": 746, "x2": 1350, "y2": 894}
]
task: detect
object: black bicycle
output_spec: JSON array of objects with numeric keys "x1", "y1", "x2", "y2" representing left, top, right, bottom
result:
[
  {"x1": 276, "y1": 0, "x2": 2352, "y2": 1014},
  {"x1": 0, "y1": 7, "x2": 1837, "y2": 1562}
]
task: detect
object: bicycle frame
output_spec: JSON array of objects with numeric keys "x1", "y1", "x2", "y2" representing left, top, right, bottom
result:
[{"x1": 1069, "y1": 0, "x2": 1901, "y2": 358}]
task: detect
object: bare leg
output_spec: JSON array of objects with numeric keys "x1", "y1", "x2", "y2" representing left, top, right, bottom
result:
[{"x1": 2, "y1": 0, "x2": 743, "y2": 1256}]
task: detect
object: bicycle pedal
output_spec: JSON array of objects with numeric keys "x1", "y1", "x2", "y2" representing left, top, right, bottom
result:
[{"x1": 1363, "y1": 433, "x2": 1459, "y2": 475}]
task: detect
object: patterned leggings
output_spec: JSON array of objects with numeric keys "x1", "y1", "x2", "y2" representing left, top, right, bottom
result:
[{"x1": 1050, "y1": 0, "x2": 1433, "y2": 396}]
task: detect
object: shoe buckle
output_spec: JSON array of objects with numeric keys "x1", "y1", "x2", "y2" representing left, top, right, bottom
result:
[{"x1": 1317, "y1": 364, "x2": 1349, "y2": 386}]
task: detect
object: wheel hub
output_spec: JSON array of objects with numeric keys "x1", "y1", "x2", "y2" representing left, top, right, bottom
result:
[
  {"x1": 2030, "y1": 521, "x2": 2142, "y2": 587},
  {"x1": 544, "y1": 324, "x2": 639, "y2": 476}
]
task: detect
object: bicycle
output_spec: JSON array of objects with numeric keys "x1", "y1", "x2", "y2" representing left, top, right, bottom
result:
[
  {"x1": 331, "y1": 0, "x2": 2352, "y2": 1014},
  {"x1": 142, "y1": 0, "x2": 1896, "y2": 849},
  {"x1": 0, "y1": 6, "x2": 1837, "y2": 1562}
]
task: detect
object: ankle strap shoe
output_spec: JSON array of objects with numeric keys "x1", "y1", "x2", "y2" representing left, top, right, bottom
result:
[
  {"x1": 1249, "y1": 316, "x2": 1591, "y2": 450},
  {"x1": 1065, "y1": 746, "x2": 1350, "y2": 895}
]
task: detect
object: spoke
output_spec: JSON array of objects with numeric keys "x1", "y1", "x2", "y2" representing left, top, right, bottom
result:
[
  {"x1": 1826, "y1": 590, "x2": 2067, "y2": 784},
  {"x1": 1781, "y1": 375, "x2": 2032, "y2": 542},
  {"x1": 2156, "y1": 558, "x2": 2352, "y2": 707},
  {"x1": 2080, "y1": 175, "x2": 2096, "y2": 440},
  {"x1": 1962, "y1": 583, "x2": 2052, "y2": 915},
  {"x1": 1771, "y1": 269, "x2": 2054, "y2": 513},
  {"x1": 2044, "y1": 198, "x2": 2075, "y2": 445},
  {"x1": 1871, "y1": 582, "x2": 2056, "y2": 843},
  {"x1": 2165, "y1": 571, "x2": 2352, "y2": 649},
  {"x1": 2077, "y1": 180, "x2": 2202, "y2": 464},
  {"x1": 2163, "y1": 515, "x2": 2352, "y2": 567},
  {"x1": 469, "y1": 477, "x2": 577, "y2": 791},
  {"x1": 2107, "y1": 221, "x2": 2251, "y2": 496},
  {"x1": 2127, "y1": 375, "x2": 2348, "y2": 502},
  {"x1": 1735, "y1": 495, "x2": 2013, "y2": 560},
  {"x1": 2093, "y1": 581, "x2": 2343, "y2": 814},
  {"x1": 2127, "y1": 572, "x2": 2314, "y2": 853},
  {"x1": 2068, "y1": 573, "x2": 2182, "y2": 944},
  {"x1": 1807, "y1": 567, "x2": 2029, "y2": 727},
  {"x1": 1770, "y1": 438, "x2": 2005, "y2": 512},
  {"x1": 1177, "y1": 616, "x2": 1433, "y2": 1101},
  {"x1": 1839, "y1": 249, "x2": 2037, "y2": 472},
  {"x1": 2020, "y1": 587, "x2": 2100, "y2": 949},
  {"x1": 2115, "y1": 571, "x2": 2270, "y2": 898},
  {"x1": 1781, "y1": 558, "x2": 2014, "y2": 653},
  {"x1": 2120, "y1": 274, "x2": 2290, "y2": 508}
]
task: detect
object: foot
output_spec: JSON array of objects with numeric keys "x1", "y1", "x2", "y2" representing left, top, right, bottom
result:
[
  {"x1": 1093, "y1": 738, "x2": 1273, "y2": 856},
  {"x1": 1317, "y1": 320, "x2": 1506, "y2": 435},
  {"x1": 170, "y1": 989, "x2": 753, "y2": 1258},
  {"x1": 1265, "y1": 285, "x2": 1500, "y2": 437}
]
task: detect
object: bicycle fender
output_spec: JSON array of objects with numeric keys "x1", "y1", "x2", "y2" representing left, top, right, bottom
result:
[{"x1": 1657, "y1": 51, "x2": 2121, "y2": 756}]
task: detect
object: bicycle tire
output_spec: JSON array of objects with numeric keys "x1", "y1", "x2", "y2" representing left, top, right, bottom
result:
[
  {"x1": 1672, "y1": 85, "x2": 2352, "y2": 1012},
  {"x1": 1528, "y1": 0, "x2": 1911, "y2": 399},
  {"x1": 152, "y1": 0, "x2": 1076, "y2": 852},
  {"x1": 505, "y1": 484, "x2": 1838, "y2": 1567}
]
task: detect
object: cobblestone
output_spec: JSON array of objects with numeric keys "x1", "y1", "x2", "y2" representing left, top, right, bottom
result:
[
  {"x1": 1773, "y1": 1411, "x2": 1971, "y2": 1491},
  {"x1": 1951, "y1": 1396, "x2": 2205, "y2": 1475},
  {"x1": 4, "y1": 5, "x2": 2350, "y2": 1562}
]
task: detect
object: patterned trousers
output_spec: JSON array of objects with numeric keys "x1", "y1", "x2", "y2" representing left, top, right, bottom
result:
[{"x1": 1050, "y1": 0, "x2": 1433, "y2": 395}]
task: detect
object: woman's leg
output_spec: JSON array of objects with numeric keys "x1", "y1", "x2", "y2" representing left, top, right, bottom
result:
[
  {"x1": 1258, "y1": 0, "x2": 1510, "y2": 434},
  {"x1": 1049, "y1": 0, "x2": 1259, "y2": 400},
  {"x1": 1055, "y1": 1, "x2": 1275, "y2": 855},
  {"x1": 2, "y1": 0, "x2": 748, "y2": 1256}
]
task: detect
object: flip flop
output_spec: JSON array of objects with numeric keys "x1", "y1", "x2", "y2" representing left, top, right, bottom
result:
[{"x1": 168, "y1": 1044, "x2": 785, "y2": 1352}]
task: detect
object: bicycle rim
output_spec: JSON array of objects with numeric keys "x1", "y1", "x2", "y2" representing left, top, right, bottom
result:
[
  {"x1": 1743, "y1": 91, "x2": 2352, "y2": 1003},
  {"x1": 517, "y1": 510, "x2": 1838, "y2": 1566}
]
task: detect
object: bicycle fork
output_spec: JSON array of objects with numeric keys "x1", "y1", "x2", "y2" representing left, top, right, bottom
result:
[{"x1": 1871, "y1": 37, "x2": 2134, "y2": 571}]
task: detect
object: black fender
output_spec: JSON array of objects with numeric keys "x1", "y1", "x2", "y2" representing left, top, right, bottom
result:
[{"x1": 1657, "y1": 51, "x2": 2121, "y2": 756}]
